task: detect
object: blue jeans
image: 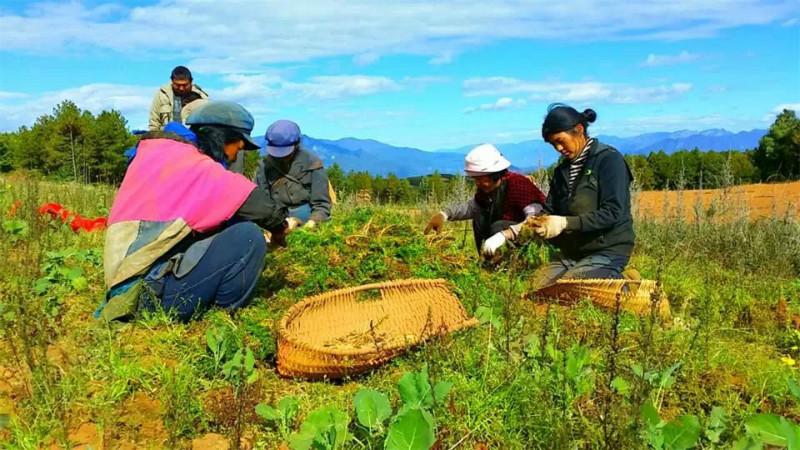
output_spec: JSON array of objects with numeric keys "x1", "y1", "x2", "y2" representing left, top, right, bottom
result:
[
  {"x1": 532, "y1": 252, "x2": 630, "y2": 289},
  {"x1": 143, "y1": 221, "x2": 267, "y2": 321}
]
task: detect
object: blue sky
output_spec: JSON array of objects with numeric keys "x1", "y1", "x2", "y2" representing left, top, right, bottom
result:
[{"x1": 0, "y1": 0, "x2": 798, "y2": 150}]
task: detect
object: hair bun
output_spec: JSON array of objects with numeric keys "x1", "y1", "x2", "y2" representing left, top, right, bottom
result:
[{"x1": 582, "y1": 108, "x2": 597, "y2": 123}]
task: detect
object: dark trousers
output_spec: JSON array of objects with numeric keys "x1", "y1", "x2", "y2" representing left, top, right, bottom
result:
[
  {"x1": 144, "y1": 221, "x2": 267, "y2": 321},
  {"x1": 532, "y1": 252, "x2": 630, "y2": 289}
]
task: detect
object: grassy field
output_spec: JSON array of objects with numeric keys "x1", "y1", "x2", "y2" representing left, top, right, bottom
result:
[{"x1": 1, "y1": 175, "x2": 800, "y2": 449}]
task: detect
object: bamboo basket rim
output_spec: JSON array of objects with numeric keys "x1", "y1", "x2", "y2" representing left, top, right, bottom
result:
[{"x1": 277, "y1": 278, "x2": 474, "y2": 357}]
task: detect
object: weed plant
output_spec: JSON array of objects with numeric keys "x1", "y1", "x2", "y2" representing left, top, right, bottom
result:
[{"x1": 0, "y1": 175, "x2": 799, "y2": 449}]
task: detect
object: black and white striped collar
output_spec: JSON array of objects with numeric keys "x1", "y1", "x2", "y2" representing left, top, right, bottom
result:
[{"x1": 570, "y1": 138, "x2": 594, "y2": 163}]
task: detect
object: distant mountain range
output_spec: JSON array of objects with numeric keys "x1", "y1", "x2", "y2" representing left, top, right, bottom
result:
[{"x1": 254, "y1": 128, "x2": 766, "y2": 178}]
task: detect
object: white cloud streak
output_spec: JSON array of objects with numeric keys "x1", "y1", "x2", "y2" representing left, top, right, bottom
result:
[
  {"x1": 463, "y1": 78, "x2": 692, "y2": 104},
  {"x1": 641, "y1": 50, "x2": 701, "y2": 67},
  {"x1": 464, "y1": 97, "x2": 527, "y2": 114},
  {"x1": 773, "y1": 103, "x2": 800, "y2": 113},
  {"x1": 0, "y1": 74, "x2": 423, "y2": 131},
  {"x1": 0, "y1": 1, "x2": 795, "y2": 71},
  {"x1": 0, "y1": 83, "x2": 153, "y2": 131}
]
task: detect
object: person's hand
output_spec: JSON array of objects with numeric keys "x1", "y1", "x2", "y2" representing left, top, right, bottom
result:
[
  {"x1": 269, "y1": 227, "x2": 287, "y2": 248},
  {"x1": 481, "y1": 232, "x2": 507, "y2": 257},
  {"x1": 424, "y1": 212, "x2": 447, "y2": 234},
  {"x1": 285, "y1": 216, "x2": 302, "y2": 231},
  {"x1": 532, "y1": 215, "x2": 567, "y2": 239},
  {"x1": 303, "y1": 219, "x2": 316, "y2": 229}
]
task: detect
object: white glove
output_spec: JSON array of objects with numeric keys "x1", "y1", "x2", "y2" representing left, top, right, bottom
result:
[
  {"x1": 481, "y1": 232, "x2": 507, "y2": 257},
  {"x1": 285, "y1": 217, "x2": 302, "y2": 231},
  {"x1": 303, "y1": 219, "x2": 316, "y2": 229},
  {"x1": 533, "y1": 215, "x2": 567, "y2": 239}
]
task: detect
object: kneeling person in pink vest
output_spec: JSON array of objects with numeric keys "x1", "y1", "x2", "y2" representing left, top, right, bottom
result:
[{"x1": 99, "y1": 101, "x2": 289, "y2": 322}]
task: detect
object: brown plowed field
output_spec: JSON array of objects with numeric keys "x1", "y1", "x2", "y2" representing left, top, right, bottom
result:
[{"x1": 635, "y1": 181, "x2": 800, "y2": 221}]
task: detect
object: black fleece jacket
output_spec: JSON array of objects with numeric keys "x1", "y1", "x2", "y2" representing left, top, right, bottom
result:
[{"x1": 545, "y1": 140, "x2": 635, "y2": 259}]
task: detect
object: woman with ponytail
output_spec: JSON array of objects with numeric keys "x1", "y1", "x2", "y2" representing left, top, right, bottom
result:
[
  {"x1": 99, "y1": 101, "x2": 289, "y2": 322},
  {"x1": 529, "y1": 104, "x2": 635, "y2": 286}
]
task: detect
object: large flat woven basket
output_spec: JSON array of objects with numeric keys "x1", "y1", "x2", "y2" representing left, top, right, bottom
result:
[
  {"x1": 277, "y1": 279, "x2": 478, "y2": 379},
  {"x1": 534, "y1": 279, "x2": 670, "y2": 317}
]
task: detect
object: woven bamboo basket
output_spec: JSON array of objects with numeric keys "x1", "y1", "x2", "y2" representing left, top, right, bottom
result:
[
  {"x1": 277, "y1": 279, "x2": 478, "y2": 379},
  {"x1": 534, "y1": 278, "x2": 670, "y2": 317}
]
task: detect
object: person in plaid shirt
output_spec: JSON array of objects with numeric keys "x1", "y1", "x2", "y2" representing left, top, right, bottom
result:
[{"x1": 424, "y1": 144, "x2": 546, "y2": 257}]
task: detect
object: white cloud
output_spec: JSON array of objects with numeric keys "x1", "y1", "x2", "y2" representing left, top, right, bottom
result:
[
  {"x1": 429, "y1": 51, "x2": 455, "y2": 65},
  {"x1": 762, "y1": 103, "x2": 800, "y2": 122},
  {"x1": 0, "y1": 74, "x2": 416, "y2": 131},
  {"x1": 0, "y1": 91, "x2": 28, "y2": 100},
  {"x1": 0, "y1": 83, "x2": 153, "y2": 131},
  {"x1": 464, "y1": 97, "x2": 527, "y2": 114},
  {"x1": 610, "y1": 112, "x2": 773, "y2": 135},
  {"x1": 0, "y1": 1, "x2": 795, "y2": 71},
  {"x1": 772, "y1": 103, "x2": 800, "y2": 113},
  {"x1": 286, "y1": 76, "x2": 401, "y2": 100},
  {"x1": 641, "y1": 50, "x2": 700, "y2": 67},
  {"x1": 463, "y1": 78, "x2": 692, "y2": 104}
]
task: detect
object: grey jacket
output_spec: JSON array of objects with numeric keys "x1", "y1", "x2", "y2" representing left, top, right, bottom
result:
[
  {"x1": 255, "y1": 148, "x2": 332, "y2": 222},
  {"x1": 148, "y1": 82, "x2": 208, "y2": 131}
]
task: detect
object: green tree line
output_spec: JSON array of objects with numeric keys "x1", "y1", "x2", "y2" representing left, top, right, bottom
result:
[
  {"x1": 0, "y1": 100, "x2": 136, "y2": 184},
  {"x1": 1, "y1": 101, "x2": 798, "y2": 196}
]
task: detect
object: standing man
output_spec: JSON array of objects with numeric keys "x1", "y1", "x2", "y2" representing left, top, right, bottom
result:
[{"x1": 148, "y1": 66, "x2": 208, "y2": 131}]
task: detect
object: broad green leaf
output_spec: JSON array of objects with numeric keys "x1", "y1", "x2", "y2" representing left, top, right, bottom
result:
[
  {"x1": 246, "y1": 371, "x2": 259, "y2": 385},
  {"x1": 704, "y1": 407, "x2": 727, "y2": 444},
  {"x1": 661, "y1": 415, "x2": 701, "y2": 450},
  {"x1": 70, "y1": 275, "x2": 88, "y2": 291},
  {"x1": 565, "y1": 345, "x2": 590, "y2": 379},
  {"x1": 778, "y1": 418, "x2": 800, "y2": 449},
  {"x1": 256, "y1": 403, "x2": 281, "y2": 421},
  {"x1": 789, "y1": 378, "x2": 800, "y2": 402},
  {"x1": 474, "y1": 306, "x2": 503, "y2": 331},
  {"x1": 288, "y1": 427, "x2": 316, "y2": 450},
  {"x1": 65, "y1": 266, "x2": 84, "y2": 280},
  {"x1": 354, "y1": 389, "x2": 391, "y2": 430},
  {"x1": 385, "y1": 407, "x2": 436, "y2": 450},
  {"x1": 640, "y1": 401, "x2": 661, "y2": 428},
  {"x1": 746, "y1": 414, "x2": 789, "y2": 446},
  {"x1": 397, "y1": 369, "x2": 433, "y2": 409},
  {"x1": 659, "y1": 362, "x2": 681, "y2": 390},
  {"x1": 304, "y1": 406, "x2": 350, "y2": 448},
  {"x1": 33, "y1": 277, "x2": 51, "y2": 295},
  {"x1": 432, "y1": 381, "x2": 452, "y2": 404},
  {"x1": 244, "y1": 348, "x2": 255, "y2": 372},
  {"x1": 278, "y1": 396, "x2": 300, "y2": 422},
  {"x1": 610, "y1": 377, "x2": 630, "y2": 397},
  {"x1": 206, "y1": 329, "x2": 220, "y2": 351},
  {"x1": 222, "y1": 349, "x2": 243, "y2": 378},
  {"x1": 523, "y1": 334, "x2": 541, "y2": 358},
  {"x1": 731, "y1": 437, "x2": 764, "y2": 450}
]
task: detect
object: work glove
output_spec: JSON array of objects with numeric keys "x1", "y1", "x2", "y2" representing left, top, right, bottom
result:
[
  {"x1": 424, "y1": 212, "x2": 447, "y2": 234},
  {"x1": 532, "y1": 215, "x2": 568, "y2": 239},
  {"x1": 303, "y1": 219, "x2": 317, "y2": 229},
  {"x1": 481, "y1": 232, "x2": 507, "y2": 257},
  {"x1": 285, "y1": 216, "x2": 302, "y2": 231}
]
